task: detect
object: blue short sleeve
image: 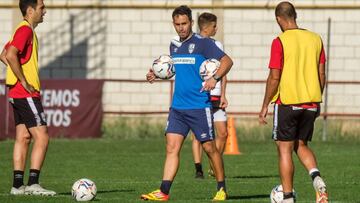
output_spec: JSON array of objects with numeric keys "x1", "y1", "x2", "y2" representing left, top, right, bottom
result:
[{"x1": 202, "y1": 38, "x2": 225, "y2": 60}]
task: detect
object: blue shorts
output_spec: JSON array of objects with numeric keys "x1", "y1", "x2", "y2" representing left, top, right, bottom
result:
[{"x1": 165, "y1": 107, "x2": 215, "y2": 142}]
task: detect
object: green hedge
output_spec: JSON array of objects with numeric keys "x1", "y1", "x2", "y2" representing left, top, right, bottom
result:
[{"x1": 102, "y1": 116, "x2": 360, "y2": 142}]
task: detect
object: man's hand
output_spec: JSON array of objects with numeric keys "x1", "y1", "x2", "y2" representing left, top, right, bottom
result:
[
  {"x1": 146, "y1": 69, "x2": 157, "y2": 83},
  {"x1": 201, "y1": 77, "x2": 217, "y2": 92},
  {"x1": 259, "y1": 106, "x2": 268, "y2": 125},
  {"x1": 220, "y1": 95, "x2": 228, "y2": 109},
  {"x1": 21, "y1": 80, "x2": 35, "y2": 93}
]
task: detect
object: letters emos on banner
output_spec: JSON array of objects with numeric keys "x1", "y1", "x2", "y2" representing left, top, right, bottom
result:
[
  {"x1": 41, "y1": 89, "x2": 80, "y2": 127},
  {"x1": 0, "y1": 79, "x2": 104, "y2": 139}
]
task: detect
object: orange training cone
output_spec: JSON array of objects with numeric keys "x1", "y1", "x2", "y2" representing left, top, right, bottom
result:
[{"x1": 224, "y1": 116, "x2": 241, "y2": 155}]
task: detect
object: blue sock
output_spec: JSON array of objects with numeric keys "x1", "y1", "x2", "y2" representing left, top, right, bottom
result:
[
  {"x1": 217, "y1": 181, "x2": 226, "y2": 191},
  {"x1": 160, "y1": 180, "x2": 172, "y2": 195}
]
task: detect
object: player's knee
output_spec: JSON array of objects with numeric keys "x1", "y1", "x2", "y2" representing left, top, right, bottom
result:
[
  {"x1": 202, "y1": 142, "x2": 217, "y2": 154},
  {"x1": 204, "y1": 147, "x2": 216, "y2": 155},
  {"x1": 277, "y1": 146, "x2": 293, "y2": 158},
  {"x1": 166, "y1": 143, "x2": 180, "y2": 155},
  {"x1": 298, "y1": 140, "x2": 308, "y2": 147},
  {"x1": 295, "y1": 139, "x2": 307, "y2": 149},
  {"x1": 35, "y1": 132, "x2": 49, "y2": 142},
  {"x1": 16, "y1": 133, "x2": 31, "y2": 144},
  {"x1": 278, "y1": 148, "x2": 293, "y2": 160},
  {"x1": 217, "y1": 131, "x2": 228, "y2": 140},
  {"x1": 41, "y1": 135, "x2": 50, "y2": 144},
  {"x1": 192, "y1": 138, "x2": 201, "y2": 146},
  {"x1": 31, "y1": 135, "x2": 49, "y2": 150},
  {"x1": 31, "y1": 127, "x2": 50, "y2": 142}
]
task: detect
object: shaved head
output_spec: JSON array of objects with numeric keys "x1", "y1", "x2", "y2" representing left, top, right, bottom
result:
[{"x1": 275, "y1": 1, "x2": 297, "y2": 20}]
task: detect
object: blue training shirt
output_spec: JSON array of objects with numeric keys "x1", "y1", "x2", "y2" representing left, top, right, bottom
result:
[{"x1": 170, "y1": 33, "x2": 225, "y2": 109}]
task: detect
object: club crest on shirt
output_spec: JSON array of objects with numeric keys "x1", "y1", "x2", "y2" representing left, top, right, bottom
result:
[
  {"x1": 173, "y1": 47, "x2": 178, "y2": 53},
  {"x1": 188, "y1": 43, "x2": 195, "y2": 53}
]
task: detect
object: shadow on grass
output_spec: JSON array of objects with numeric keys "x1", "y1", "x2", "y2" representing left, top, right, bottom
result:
[
  {"x1": 58, "y1": 189, "x2": 135, "y2": 196},
  {"x1": 228, "y1": 175, "x2": 278, "y2": 179},
  {"x1": 97, "y1": 189, "x2": 135, "y2": 194},
  {"x1": 228, "y1": 194, "x2": 269, "y2": 200}
]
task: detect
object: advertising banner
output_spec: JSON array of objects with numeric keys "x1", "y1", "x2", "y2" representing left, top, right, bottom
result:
[{"x1": 0, "y1": 79, "x2": 104, "y2": 139}]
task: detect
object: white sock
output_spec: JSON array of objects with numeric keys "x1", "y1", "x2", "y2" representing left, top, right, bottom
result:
[{"x1": 309, "y1": 168, "x2": 319, "y2": 175}]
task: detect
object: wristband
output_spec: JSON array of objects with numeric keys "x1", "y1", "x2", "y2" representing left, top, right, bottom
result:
[{"x1": 212, "y1": 74, "x2": 221, "y2": 82}]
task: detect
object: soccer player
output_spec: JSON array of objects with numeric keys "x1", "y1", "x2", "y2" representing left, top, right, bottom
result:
[
  {"x1": 141, "y1": 5, "x2": 233, "y2": 201},
  {"x1": 0, "y1": 0, "x2": 56, "y2": 196},
  {"x1": 192, "y1": 12, "x2": 228, "y2": 179},
  {"x1": 259, "y1": 2, "x2": 328, "y2": 203}
]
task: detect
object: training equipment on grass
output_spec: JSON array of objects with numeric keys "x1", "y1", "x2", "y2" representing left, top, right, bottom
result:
[
  {"x1": 72, "y1": 178, "x2": 97, "y2": 202},
  {"x1": 270, "y1": 185, "x2": 296, "y2": 203},
  {"x1": 152, "y1": 54, "x2": 175, "y2": 79},
  {"x1": 199, "y1": 58, "x2": 220, "y2": 80}
]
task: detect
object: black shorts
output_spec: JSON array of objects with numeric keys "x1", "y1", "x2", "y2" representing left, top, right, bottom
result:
[
  {"x1": 211, "y1": 100, "x2": 221, "y2": 109},
  {"x1": 211, "y1": 100, "x2": 226, "y2": 111},
  {"x1": 272, "y1": 104, "x2": 317, "y2": 141},
  {"x1": 9, "y1": 97, "x2": 47, "y2": 128}
]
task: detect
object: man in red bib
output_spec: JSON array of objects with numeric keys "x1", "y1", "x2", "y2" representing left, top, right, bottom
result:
[
  {"x1": 259, "y1": 1, "x2": 328, "y2": 203},
  {"x1": 0, "y1": 0, "x2": 55, "y2": 196}
]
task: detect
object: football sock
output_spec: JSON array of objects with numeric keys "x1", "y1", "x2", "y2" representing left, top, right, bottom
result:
[
  {"x1": 28, "y1": 169, "x2": 40, "y2": 186},
  {"x1": 281, "y1": 197, "x2": 295, "y2": 203},
  {"x1": 309, "y1": 168, "x2": 321, "y2": 181},
  {"x1": 283, "y1": 192, "x2": 294, "y2": 199},
  {"x1": 217, "y1": 181, "x2": 226, "y2": 191},
  {"x1": 160, "y1": 180, "x2": 172, "y2": 195},
  {"x1": 195, "y1": 163, "x2": 203, "y2": 173},
  {"x1": 13, "y1": 170, "x2": 24, "y2": 188}
]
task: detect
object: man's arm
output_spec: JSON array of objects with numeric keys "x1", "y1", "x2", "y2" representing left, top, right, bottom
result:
[
  {"x1": 220, "y1": 75, "x2": 228, "y2": 108},
  {"x1": 318, "y1": 63, "x2": 326, "y2": 94},
  {"x1": 6, "y1": 46, "x2": 35, "y2": 93},
  {"x1": 215, "y1": 54, "x2": 233, "y2": 79},
  {"x1": 259, "y1": 69, "x2": 281, "y2": 124},
  {"x1": 0, "y1": 48, "x2": 8, "y2": 66},
  {"x1": 202, "y1": 54, "x2": 233, "y2": 92}
]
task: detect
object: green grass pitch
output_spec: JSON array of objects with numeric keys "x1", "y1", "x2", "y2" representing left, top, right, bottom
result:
[{"x1": 0, "y1": 138, "x2": 358, "y2": 202}]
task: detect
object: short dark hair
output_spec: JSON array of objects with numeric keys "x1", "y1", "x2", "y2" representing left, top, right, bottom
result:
[
  {"x1": 172, "y1": 5, "x2": 192, "y2": 21},
  {"x1": 198, "y1": 12, "x2": 217, "y2": 30},
  {"x1": 19, "y1": 0, "x2": 38, "y2": 17},
  {"x1": 275, "y1": 1, "x2": 297, "y2": 20}
]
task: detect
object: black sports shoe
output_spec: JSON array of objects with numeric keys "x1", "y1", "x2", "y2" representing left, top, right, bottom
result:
[{"x1": 195, "y1": 171, "x2": 204, "y2": 179}]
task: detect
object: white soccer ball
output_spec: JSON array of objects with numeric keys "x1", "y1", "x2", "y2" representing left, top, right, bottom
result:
[
  {"x1": 152, "y1": 54, "x2": 175, "y2": 79},
  {"x1": 199, "y1": 58, "x2": 220, "y2": 80},
  {"x1": 72, "y1": 178, "x2": 97, "y2": 202},
  {"x1": 270, "y1": 185, "x2": 296, "y2": 203}
]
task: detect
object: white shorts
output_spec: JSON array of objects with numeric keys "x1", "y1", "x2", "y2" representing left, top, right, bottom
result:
[{"x1": 213, "y1": 108, "x2": 227, "y2": 122}]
